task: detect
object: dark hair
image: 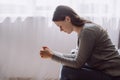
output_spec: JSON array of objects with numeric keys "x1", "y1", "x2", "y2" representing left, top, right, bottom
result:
[{"x1": 52, "y1": 5, "x2": 91, "y2": 27}]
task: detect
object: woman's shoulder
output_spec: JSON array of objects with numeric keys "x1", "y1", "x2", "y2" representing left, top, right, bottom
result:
[
  {"x1": 83, "y1": 23, "x2": 106, "y2": 34},
  {"x1": 84, "y1": 23, "x2": 102, "y2": 30},
  {"x1": 79, "y1": 23, "x2": 107, "y2": 39}
]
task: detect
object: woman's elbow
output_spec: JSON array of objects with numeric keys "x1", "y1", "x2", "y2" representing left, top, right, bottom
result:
[{"x1": 73, "y1": 62, "x2": 83, "y2": 69}]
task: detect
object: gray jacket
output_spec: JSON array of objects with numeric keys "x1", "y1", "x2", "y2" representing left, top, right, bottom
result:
[{"x1": 52, "y1": 23, "x2": 120, "y2": 76}]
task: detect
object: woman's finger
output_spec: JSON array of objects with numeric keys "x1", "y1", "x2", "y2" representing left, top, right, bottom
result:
[{"x1": 42, "y1": 46, "x2": 49, "y2": 50}]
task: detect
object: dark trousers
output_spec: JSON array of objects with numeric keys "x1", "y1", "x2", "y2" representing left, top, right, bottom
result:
[{"x1": 60, "y1": 66, "x2": 120, "y2": 80}]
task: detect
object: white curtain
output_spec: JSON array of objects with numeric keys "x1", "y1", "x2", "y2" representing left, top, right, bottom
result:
[
  {"x1": 0, "y1": 0, "x2": 120, "y2": 80},
  {"x1": 118, "y1": 19, "x2": 120, "y2": 49}
]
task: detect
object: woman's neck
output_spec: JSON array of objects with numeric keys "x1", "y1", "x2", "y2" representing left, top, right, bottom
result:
[{"x1": 73, "y1": 26, "x2": 83, "y2": 35}]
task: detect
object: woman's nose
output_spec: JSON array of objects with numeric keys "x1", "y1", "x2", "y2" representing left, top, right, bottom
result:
[{"x1": 60, "y1": 28, "x2": 63, "y2": 31}]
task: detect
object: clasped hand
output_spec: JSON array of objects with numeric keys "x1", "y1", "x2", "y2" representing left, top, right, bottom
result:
[{"x1": 40, "y1": 46, "x2": 53, "y2": 59}]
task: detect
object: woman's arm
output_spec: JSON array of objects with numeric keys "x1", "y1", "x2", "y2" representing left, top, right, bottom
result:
[
  {"x1": 54, "y1": 49, "x2": 77, "y2": 58},
  {"x1": 40, "y1": 47, "x2": 77, "y2": 59},
  {"x1": 52, "y1": 28, "x2": 96, "y2": 68}
]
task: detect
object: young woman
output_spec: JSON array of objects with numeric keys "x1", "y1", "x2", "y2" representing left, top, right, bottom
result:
[{"x1": 40, "y1": 5, "x2": 120, "y2": 80}]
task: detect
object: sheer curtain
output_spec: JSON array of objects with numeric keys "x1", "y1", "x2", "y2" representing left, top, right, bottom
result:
[
  {"x1": 118, "y1": 17, "x2": 120, "y2": 49},
  {"x1": 0, "y1": 0, "x2": 120, "y2": 80}
]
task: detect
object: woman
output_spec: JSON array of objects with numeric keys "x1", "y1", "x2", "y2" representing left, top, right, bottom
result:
[{"x1": 40, "y1": 5, "x2": 120, "y2": 80}]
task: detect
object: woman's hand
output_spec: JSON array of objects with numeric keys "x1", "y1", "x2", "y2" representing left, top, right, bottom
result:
[{"x1": 40, "y1": 46, "x2": 53, "y2": 59}]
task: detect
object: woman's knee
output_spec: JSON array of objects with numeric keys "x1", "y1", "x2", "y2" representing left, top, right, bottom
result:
[
  {"x1": 61, "y1": 66, "x2": 71, "y2": 76},
  {"x1": 60, "y1": 66, "x2": 74, "y2": 80},
  {"x1": 60, "y1": 66, "x2": 112, "y2": 80}
]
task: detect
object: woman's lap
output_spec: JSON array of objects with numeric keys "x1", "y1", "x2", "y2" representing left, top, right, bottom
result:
[
  {"x1": 112, "y1": 77, "x2": 120, "y2": 80},
  {"x1": 60, "y1": 66, "x2": 111, "y2": 80}
]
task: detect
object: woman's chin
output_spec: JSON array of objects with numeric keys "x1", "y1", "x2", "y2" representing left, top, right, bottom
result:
[
  {"x1": 63, "y1": 31, "x2": 72, "y2": 34},
  {"x1": 67, "y1": 31, "x2": 72, "y2": 34}
]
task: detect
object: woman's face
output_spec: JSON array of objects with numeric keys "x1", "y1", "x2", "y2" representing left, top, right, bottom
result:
[{"x1": 54, "y1": 16, "x2": 73, "y2": 34}]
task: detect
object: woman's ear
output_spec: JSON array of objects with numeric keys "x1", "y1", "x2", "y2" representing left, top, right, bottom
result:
[{"x1": 65, "y1": 16, "x2": 71, "y2": 22}]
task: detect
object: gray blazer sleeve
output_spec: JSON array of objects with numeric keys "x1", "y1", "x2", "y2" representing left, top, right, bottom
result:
[
  {"x1": 53, "y1": 49, "x2": 77, "y2": 58},
  {"x1": 52, "y1": 28, "x2": 96, "y2": 68}
]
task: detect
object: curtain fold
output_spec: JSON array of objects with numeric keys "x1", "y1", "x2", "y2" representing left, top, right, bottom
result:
[
  {"x1": 118, "y1": 21, "x2": 120, "y2": 49},
  {"x1": 118, "y1": 31, "x2": 120, "y2": 49}
]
